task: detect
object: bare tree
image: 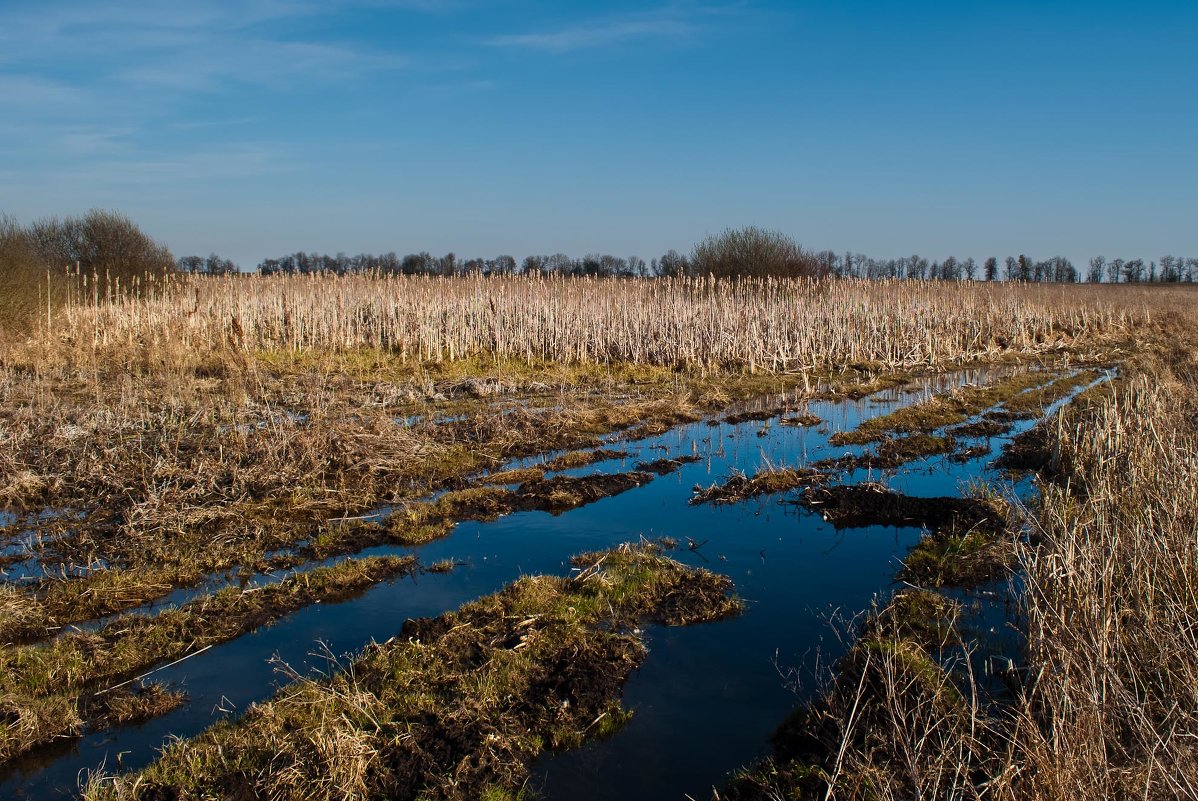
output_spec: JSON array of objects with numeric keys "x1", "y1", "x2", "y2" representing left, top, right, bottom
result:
[{"x1": 690, "y1": 227, "x2": 825, "y2": 279}]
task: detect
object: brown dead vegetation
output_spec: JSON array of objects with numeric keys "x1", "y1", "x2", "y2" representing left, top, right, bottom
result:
[
  {"x1": 82, "y1": 544, "x2": 742, "y2": 801},
  {"x1": 0, "y1": 277, "x2": 1175, "y2": 799},
  {"x1": 0, "y1": 556, "x2": 416, "y2": 767},
  {"x1": 721, "y1": 304, "x2": 1198, "y2": 801},
  {"x1": 690, "y1": 467, "x2": 827, "y2": 505}
]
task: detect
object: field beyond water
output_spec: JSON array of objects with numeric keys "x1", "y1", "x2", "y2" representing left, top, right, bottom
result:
[{"x1": 0, "y1": 275, "x2": 1194, "y2": 800}]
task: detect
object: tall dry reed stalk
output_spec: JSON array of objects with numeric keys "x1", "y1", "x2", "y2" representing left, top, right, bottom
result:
[
  {"x1": 17, "y1": 273, "x2": 1139, "y2": 373},
  {"x1": 1013, "y1": 368, "x2": 1198, "y2": 800}
]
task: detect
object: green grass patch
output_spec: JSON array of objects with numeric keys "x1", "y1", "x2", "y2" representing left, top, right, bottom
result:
[{"x1": 831, "y1": 370, "x2": 1061, "y2": 445}]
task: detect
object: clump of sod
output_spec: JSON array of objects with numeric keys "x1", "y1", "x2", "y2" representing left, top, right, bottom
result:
[
  {"x1": 0, "y1": 556, "x2": 416, "y2": 766},
  {"x1": 541, "y1": 448, "x2": 630, "y2": 471},
  {"x1": 82, "y1": 544, "x2": 741, "y2": 801},
  {"x1": 780, "y1": 412, "x2": 822, "y2": 428},
  {"x1": 691, "y1": 467, "x2": 826, "y2": 505},
  {"x1": 899, "y1": 528, "x2": 1015, "y2": 588}
]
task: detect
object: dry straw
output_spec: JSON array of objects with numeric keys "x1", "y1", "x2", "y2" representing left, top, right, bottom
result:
[{"x1": 26, "y1": 272, "x2": 1133, "y2": 372}]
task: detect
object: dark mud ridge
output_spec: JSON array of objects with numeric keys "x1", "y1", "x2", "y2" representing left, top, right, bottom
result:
[
  {"x1": 982, "y1": 409, "x2": 1036, "y2": 424},
  {"x1": 815, "y1": 434, "x2": 956, "y2": 472},
  {"x1": 542, "y1": 448, "x2": 631, "y2": 471},
  {"x1": 515, "y1": 472, "x2": 655, "y2": 513},
  {"x1": 634, "y1": 455, "x2": 702, "y2": 475},
  {"x1": 292, "y1": 471, "x2": 659, "y2": 564},
  {"x1": 715, "y1": 407, "x2": 786, "y2": 425},
  {"x1": 798, "y1": 484, "x2": 1004, "y2": 534},
  {"x1": 712, "y1": 404, "x2": 820, "y2": 427},
  {"x1": 690, "y1": 468, "x2": 826, "y2": 506},
  {"x1": 780, "y1": 413, "x2": 822, "y2": 428},
  {"x1": 432, "y1": 471, "x2": 655, "y2": 524},
  {"x1": 994, "y1": 423, "x2": 1054, "y2": 472},
  {"x1": 948, "y1": 419, "x2": 1014, "y2": 438}
]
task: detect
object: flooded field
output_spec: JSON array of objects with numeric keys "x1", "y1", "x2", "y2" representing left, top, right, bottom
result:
[{"x1": 0, "y1": 365, "x2": 1108, "y2": 799}]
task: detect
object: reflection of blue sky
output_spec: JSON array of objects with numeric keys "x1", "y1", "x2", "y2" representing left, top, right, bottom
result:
[
  {"x1": 1, "y1": 366, "x2": 1080, "y2": 798},
  {"x1": 2, "y1": 1, "x2": 1194, "y2": 266}
]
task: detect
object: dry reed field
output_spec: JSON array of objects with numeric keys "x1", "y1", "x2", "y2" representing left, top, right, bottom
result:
[
  {"x1": 21, "y1": 272, "x2": 1138, "y2": 372},
  {"x1": 1, "y1": 272, "x2": 1193, "y2": 799}
]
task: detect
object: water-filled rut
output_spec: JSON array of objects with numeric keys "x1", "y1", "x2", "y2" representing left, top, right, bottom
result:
[{"x1": 0, "y1": 365, "x2": 1107, "y2": 798}]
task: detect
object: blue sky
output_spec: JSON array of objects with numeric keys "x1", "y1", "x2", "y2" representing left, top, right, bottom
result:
[{"x1": 1, "y1": 0, "x2": 1195, "y2": 267}]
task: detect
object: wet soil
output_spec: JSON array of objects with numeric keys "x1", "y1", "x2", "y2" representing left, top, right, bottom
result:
[
  {"x1": 297, "y1": 471, "x2": 659, "y2": 562},
  {"x1": 995, "y1": 424, "x2": 1054, "y2": 472},
  {"x1": 949, "y1": 443, "x2": 992, "y2": 463},
  {"x1": 814, "y1": 434, "x2": 957, "y2": 472},
  {"x1": 779, "y1": 414, "x2": 822, "y2": 428},
  {"x1": 542, "y1": 449, "x2": 631, "y2": 472},
  {"x1": 633, "y1": 455, "x2": 702, "y2": 475},
  {"x1": 515, "y1": 472, "x2": 655, "y2": 514},
  {"x1": 797, "y1": 485, "x2": 1004, "y2": 534},
  {"x1": 948, "y1": 420, "x2": 1013, "y2": 438},
  {"x1": 690, "y1": 468, "x2": 827, "y2": 506},
  {"x1": 982, "y1": 409, "x2": 1036, "y2": 424}
]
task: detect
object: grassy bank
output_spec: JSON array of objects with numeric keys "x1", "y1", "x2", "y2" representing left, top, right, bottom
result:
[
  {"x1": 717, "y1": 308, "x2": 1198, "y2": 800},
  {"x1": 82, "y1": 544, "x2": 741, "y2": 801},
  {"x1": 0, "y1": 556, "x2": 416, "y2": 765}
]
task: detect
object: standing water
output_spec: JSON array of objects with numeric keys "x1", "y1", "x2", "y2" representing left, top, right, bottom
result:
[{"x1": 2, "y1": 367, "x2": 1099, "y2": 799}]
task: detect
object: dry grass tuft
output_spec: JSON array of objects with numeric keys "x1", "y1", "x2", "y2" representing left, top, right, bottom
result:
[
  {"x1": 690, "y1": 467, "x2": 826, "y2": 505},
  {"x1": 82, "y1": 544, "x2": 741, "y2": 801}
]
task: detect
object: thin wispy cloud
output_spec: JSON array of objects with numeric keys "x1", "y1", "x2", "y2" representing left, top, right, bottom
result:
[
  {"x1": 51, "y1": 143, "x2": 294, "y2": 187},
  {"x1": 488, "y1": 16, "x2": 694, "y2": 53},
  {"x1": 0, "y1": 0, "x2": 425, "y2": 88},
  {"x1": 116, "y1": 39, "x2": 409, "y2": 93},
  {"x1": 55, "y1": 126, "x2": 139, "y2": 157},
  {"x1": 0, "y1": 0, "x2": 443, "y2": 170},
  {"x1": 486, "y1": 4, "x2": 737, "y2": 54}
]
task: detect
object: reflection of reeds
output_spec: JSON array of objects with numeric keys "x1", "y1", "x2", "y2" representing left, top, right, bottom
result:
[{"x1": 23, "y1": 272, "x2": 1140, "y2": 372}]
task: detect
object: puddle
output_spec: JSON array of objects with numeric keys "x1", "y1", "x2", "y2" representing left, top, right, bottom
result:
[{"x1": 0, "y1": 366, "x2": 1109, "y2": 799}]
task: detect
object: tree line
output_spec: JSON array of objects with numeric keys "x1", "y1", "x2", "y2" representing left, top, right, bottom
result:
[
  {"x1": 811, "y1": 252, "x2": 1198, "y2": 283},
  {"x1": 188, "y1": 228, "x2": 1196, "y2": 284},
  {"x1": 234, "y1": 251, "x2": 1198, "y2": 284}
]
